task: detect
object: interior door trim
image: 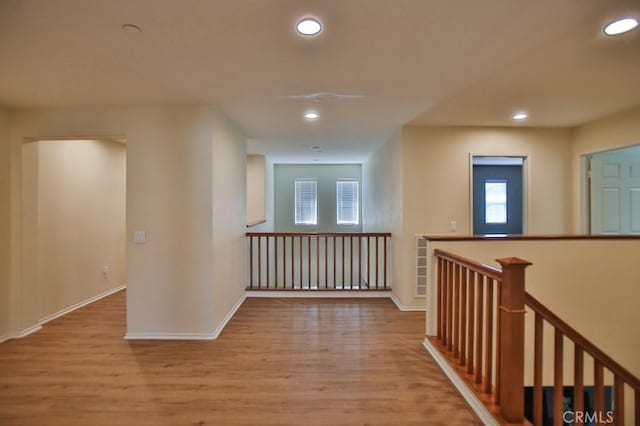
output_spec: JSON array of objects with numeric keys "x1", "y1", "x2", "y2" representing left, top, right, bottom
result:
[{"x1": 468, "y1": 154, "x2": 530, "y2": 235}]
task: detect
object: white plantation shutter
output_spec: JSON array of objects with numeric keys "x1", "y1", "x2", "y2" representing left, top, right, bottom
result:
[
  {"x1": 294, "y1": 180, "x2": 317, "y2": 225},
  {"x1": 337, "y1": 180, "x2": 359, "y2": 225}
]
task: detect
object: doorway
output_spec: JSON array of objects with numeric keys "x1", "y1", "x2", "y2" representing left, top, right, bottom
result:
[
  {"x1": 587, "y1": 145, "x2": 640, "y2": 235},
  {"x1": 472, "y1": 156, "x2": 525, "y2": 235},
  {"x1": 20, "y1": 138, "x2": 126, "y2": 329}
]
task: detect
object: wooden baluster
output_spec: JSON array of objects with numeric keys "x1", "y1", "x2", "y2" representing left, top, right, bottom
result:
[
  {"x1": 447, "y1": 260, "x2": 454, "y2": 352},
  {"x1": 614, "y1": 375, "x2": 625, "y2": 426},
  {"x1": 533, "y1": 312, "x2": 544, "y2": 426},
  {"x1": 484, "y1": 278, "x2": 493, "y2": 394},
  {"x1": 594, "y1": 360, "x2": 605, "y2": 426},
  {"x1": 266, "y1": 236, "x2": 270, "y2": 289},
  {"x1": 342, "y1": 236, "x2": 345, "y2": 289},
  {"x1": 274, "y1": 237, "x2": 278, "y2": 288},
  {"x1": 258, "y1": 236, "x2": 262, "y2": 289},
  {"x1": 438, "y1": 258, "x2": 445, "y2": 341},
  {"x1": 475, "y1": 274, "x2": 484, "y2": 385},
  {"x1": 496, "y1": 257, "x2": 530, "y2": 422},
  {"x1": 466, "y1": 271, "x2": 475, "y2": 375},
  {"x1": 282, "y1": 237, "x2": 295, "y2": 288},
  {"x1": 316, "y1": 237, "x2": 319, "y2": 290},
  {"x1": 460, "y1": 267, "x2": 467, "y2": 366},
  {"x1": 375, "y1": 236, "x2": 379, "y2": 289},
  {"x1": 635, "y1": 388, "x2": 639, "y2": 426},
  {"x1": 350, "y1": 236, "x2": 354, "y2": 289},
  {"x1": 290, "y1": 237, "x2": 294, "y2": 289},
  {"x1": 324, "y1": 236, "x2": 328, "y2": 289},
  {"x1": 574, "y1": 346, "x2": 584, "y2": 424},
  {"x1": 299, "y1": 236, "x2": 303, "y2": 289},
  {"x1": 383, "y1": 236, "x2": 387, "y2": 289},
  {"x1": 308, "y1": 236, "x2": 311, "y2": 289},
  {"x1": 453, "y1": 264, "x2": 460, "y2": 359},
  {"x1": 359, "y1": 236, "x2": 362, "y2": 290},
  {"x1": 366, "y1": 236, "x2": 370, "y2": 289},
  {"x1": 554, "y1": 329, "x2": 563, "y2": 426},
  {"x1": 249, "y1": 236, "x2": 254, "y2": 289},
  {"x1": 495, "y1": 282, "x2": 502, "y2": 403},
  {"x1": 332, "y1": 235, "x2": 338, "y2": 290}
]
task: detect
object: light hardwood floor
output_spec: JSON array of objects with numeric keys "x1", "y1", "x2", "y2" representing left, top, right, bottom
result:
[{"x1": 0, "y1": 291, "x2": 480, "y2": 425}]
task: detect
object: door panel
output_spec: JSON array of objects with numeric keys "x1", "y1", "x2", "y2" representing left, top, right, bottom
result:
[
  {"x1": 590, "y1": 156, "x2": 640, "y2": 235},
  {"x1": 473, "y1": 165, "x2": 523, "y2": 235}
]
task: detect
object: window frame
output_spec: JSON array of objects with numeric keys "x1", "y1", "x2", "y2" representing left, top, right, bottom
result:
[
  {"x1": 336, "y1": 179, "x2": 360, "y2": 225},
  {"x1": 294, "y1": 179, "x2": 318, "y2": 225}
]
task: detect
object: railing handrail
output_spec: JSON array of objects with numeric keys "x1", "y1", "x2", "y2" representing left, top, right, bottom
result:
[
  {"x1": 525, "y1": 292, "x2": 640, "y2": 391},
  {"x1": 246, "y1": 232, "x2": 392, "y2": 237},
  {"x1": 433, "y1": 248, "x2": 503, "y2": 281}
]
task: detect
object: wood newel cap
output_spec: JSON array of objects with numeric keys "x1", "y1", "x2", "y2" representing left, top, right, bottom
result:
[{"x1": 496, "y1": 257, "x2": 532, "y2": 268}]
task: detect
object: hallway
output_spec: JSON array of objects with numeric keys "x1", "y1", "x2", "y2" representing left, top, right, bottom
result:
[{"x1": 0, "y1": 292, "x2": 480, "y2": 425}]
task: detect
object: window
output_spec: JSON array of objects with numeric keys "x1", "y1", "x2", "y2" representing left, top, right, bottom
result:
[
  {"x1": 485, "y1": 180, "x2": 507, "y2": 224},
  {"x1": 336, "y1": 180, "x2": 359, "y2": 225},
  {"x1": 294, "y1": 180, "x2": 317, "y2": 225}
]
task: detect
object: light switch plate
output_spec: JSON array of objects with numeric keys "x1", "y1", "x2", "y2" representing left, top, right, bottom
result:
[{"x1": 134, "y1": 231, "x2": 146, "y2": 243}]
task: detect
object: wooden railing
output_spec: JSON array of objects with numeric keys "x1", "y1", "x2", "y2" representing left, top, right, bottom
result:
[
  {"x1": 526, "y1": 294, "x2": 640, "y2": 426},
  {"x1": 246, "y1": 232, "x2": 391, "y2": 290},
  {"x1": 431, "y1": 249, "x2": 640, "y2": 425}
]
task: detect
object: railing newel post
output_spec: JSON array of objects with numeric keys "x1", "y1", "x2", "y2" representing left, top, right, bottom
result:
[{"x1": 495, "y1": 256, "x2": 532, "y2": 423}]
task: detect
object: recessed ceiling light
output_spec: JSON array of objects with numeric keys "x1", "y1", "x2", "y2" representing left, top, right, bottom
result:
[
  {"x1": 296, "y1": 18, "x2": 322, "y2": 36},
  {"x1": 121, "y1": 23, "x2": 142, "y2": 34},
  {"x1": 304, "y1": 111, "x2": 319, "y2": 120},
  {"x1": 604, "y1": 17, "x2": 639, "y2": 36},
  {"x1": 512, "y1": 112, "x2": 528, "y2": 121}
]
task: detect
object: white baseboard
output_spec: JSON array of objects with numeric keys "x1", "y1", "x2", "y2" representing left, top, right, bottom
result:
[
  {"x1": 2, "y1": 324, "x2": 43, "y2": 343},
  {"x1": 124, "y1": 332, "x2": 217, "y2": 340},
  {"x1": 390, "y1": 294, "x2": 426, "y2": 311},
  {"x1": 39, "y1": 284, "x2": 126, "y2": 325},
  {"x1": 422, "y1": 338, "x2": 498, "y2": 426},
  {"x1": 213, "y1": 293, "x2": 247, "y2": 339},
  {"x1": 125, "y1": 293, "x2": 247, "y2": 341},
  {"x1": 0, "y1": 285, "x2": 126, "y2": 344},
  {"x1": 246, "y1": 290, "x2": 392, "y2": 298}
]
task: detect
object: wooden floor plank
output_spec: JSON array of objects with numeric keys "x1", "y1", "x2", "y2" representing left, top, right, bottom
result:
[{"x1": 0, "y1": 291, "x2": 480, "y2": 425}]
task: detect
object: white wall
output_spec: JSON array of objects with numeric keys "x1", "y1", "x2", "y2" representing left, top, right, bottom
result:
[
  {"x1": 8, "y1": 105, "x2": 245, "y2": 339},
  {"x1": 32, "y1": 140, "x2": 126, "y2": 320},
  {"x1": 0, "y1": 109, "x2": 11, "y2": 340},
  {"x1": 362, "y1": 131, "x2": 407, "y2": 302},
  {"x1": 571, "y1": 106, "x2": 640, "y2": 232},
  {"x1": 247, "y1": 154, "x2": 266, "y2": 226},
  {"x1": 212, "y1": 111, "x2": 247, "y2": 333}
]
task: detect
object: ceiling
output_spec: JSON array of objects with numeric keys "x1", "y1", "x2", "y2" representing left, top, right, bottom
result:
[{"x1": 0, "y1": 0, "x2": 639, "y2": 163}]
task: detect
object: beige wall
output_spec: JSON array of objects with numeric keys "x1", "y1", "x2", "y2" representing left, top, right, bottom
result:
[
  {"x1": 362, "y1": 131, "x2": 408, "y2": 304},
  {"x1": 0, "y1": 109, "x2": 10, "y2": 339},
  {"x1": 8, "y1": 105, "x2": 245, "y2": 339},
  {"x1": 571, "y1": 106, "x2": 640, "y2": 232},
  {"x1": 402, "y1": 126, "x2": 573, "y2": 236},
  {"x1": 212, "y1": 111, "x2": 247, "y2": 332},
  {"x1": 32, "y1": 140, "x2": 126, "y2": 320},
  {"x1": 426, "y1": 238, "x2": 640, "y2": 381},
  {"x1": 364, "y1": 126, "x2": 573, "y2": 309},
  {"x1": 248, "y1": 157, "x2": 275, "y2": 232},
  {"x1": 246, "y1": 154, "x2": 265, "y2": 225}
]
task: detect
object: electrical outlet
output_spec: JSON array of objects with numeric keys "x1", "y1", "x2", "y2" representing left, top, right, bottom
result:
[
  {"x1": 102, "y1": 266, "x2": 109, "y2": 279},
  {"x1": 450, "y1": 221, "x2": 457, "y2": 232}
]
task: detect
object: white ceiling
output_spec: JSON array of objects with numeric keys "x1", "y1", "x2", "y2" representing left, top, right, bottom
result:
[{"x1": 0, "y1": 0, "x2": 639, "y2": 163}]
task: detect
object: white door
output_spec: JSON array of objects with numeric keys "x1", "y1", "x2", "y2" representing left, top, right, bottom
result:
[{"x1": 590, "y1": 155, "x2": 640, "y2": 234}]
